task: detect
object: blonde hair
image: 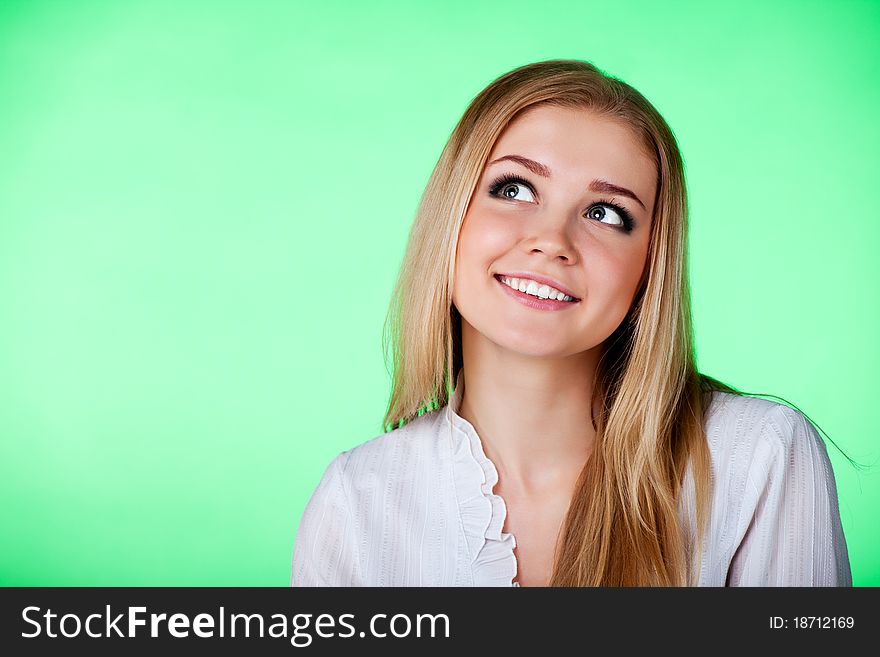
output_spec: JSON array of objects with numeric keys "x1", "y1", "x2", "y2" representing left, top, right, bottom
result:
[{"x1": 379, "y1": 59, "x2": 847, "y2": 586}]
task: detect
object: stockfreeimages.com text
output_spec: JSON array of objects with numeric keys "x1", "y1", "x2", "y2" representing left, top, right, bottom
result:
[{"x1": 21, "y1": 605, "x2": 451, "y2": 647}]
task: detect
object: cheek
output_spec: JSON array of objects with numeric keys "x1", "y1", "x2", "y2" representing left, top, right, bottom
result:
[
  {"x1": 453, "y1": 211, "x2": 515, "y2": 312},
  {"x1": 589, "y1": 243, "x2": 648, "y2": 310},
  {"x1": 457, "y1": 210, "x2": 516, "y2": 270}
]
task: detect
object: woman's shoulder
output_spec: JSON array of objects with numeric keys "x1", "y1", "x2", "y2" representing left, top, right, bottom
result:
[
  {"x1": 698, "y1": 389, "x2": 850, "y2": 586},
  {"x1": 702, "y1": 389, "x2": 827, "y2": 473},
  {"x1": 332, "y1": 409, "x2": 450, "y2": 490}
]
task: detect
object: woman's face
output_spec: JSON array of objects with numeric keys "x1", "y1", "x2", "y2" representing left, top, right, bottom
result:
[{"x1": 452, "y1": 105, "x2": 657, "y2": 359}]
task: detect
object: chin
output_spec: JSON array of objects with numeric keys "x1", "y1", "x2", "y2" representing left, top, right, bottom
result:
[{"x1": 489, "y1": 330, "x2": 571, "y2": 358}]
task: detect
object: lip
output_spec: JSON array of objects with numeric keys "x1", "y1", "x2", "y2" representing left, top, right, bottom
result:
[
  {"x1": 494, "y1": 272, "x2": 580, "y2": 301},
  {"x1": 494, "y1": 274, "x2": 581, "y2": 311}
]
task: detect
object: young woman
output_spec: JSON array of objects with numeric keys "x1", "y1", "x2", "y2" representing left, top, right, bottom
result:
[{"x1": 290, "y1": 59, "x2": 852, "y2": 587}]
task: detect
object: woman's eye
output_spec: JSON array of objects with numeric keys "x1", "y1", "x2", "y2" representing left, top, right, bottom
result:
[
  {"x1": 587, "y1": 204, "x2": 624, "y2": 227},
  {"x1": 496, "y1": 182, "x2": 536, "y2": 202},
  {"x1": 489, "y1": 175, "x2": 536, "y2": 203}
]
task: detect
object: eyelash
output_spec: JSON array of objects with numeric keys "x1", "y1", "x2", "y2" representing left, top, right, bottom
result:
[{"x1": 487, "y1": 172, "x2": 636, "y2": 233}]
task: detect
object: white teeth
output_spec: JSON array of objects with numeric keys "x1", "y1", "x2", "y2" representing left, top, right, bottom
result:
[{"x1": 499, "y1": 276, "x2": 574, "y2": 302}]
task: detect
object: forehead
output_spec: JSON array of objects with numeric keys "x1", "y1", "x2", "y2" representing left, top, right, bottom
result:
[{"x1": 488, "y1": 105, "x2": 656, "y2": 198}]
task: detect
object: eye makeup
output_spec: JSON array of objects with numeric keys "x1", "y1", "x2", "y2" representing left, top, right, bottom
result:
[{"x1": 487, "y1": 172, "x2": 637, "y2": 234}]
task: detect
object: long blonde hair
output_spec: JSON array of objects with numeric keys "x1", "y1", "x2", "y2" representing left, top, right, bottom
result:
[{"x1": 379, "y1": 59, "x2": 850, "y2": 586}]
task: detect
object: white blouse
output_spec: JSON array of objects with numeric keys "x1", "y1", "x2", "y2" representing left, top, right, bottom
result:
[{"x1": 290, "y1": 373, "x2": 852, "y2": 587}]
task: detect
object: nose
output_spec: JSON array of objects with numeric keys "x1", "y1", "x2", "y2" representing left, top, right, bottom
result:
[{"x1": 525, "y1": 217, "x2": 577, "y2": 263}]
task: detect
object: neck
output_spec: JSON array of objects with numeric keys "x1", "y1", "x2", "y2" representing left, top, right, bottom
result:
[{"x1": 456, "y1": 320, "x2": 600, "y2": 497}]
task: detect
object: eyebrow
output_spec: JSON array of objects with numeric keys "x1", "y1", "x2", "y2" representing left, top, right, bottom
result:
[{"x1": 487, "y1": 154, "x2": 647, "y2": 211}]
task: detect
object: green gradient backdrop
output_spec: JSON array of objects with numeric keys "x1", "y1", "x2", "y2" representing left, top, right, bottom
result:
[{"x1": 1, "y1": 0, "x2": 878, "y2": 586}]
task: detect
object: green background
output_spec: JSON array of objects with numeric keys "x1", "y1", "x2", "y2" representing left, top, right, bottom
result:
[{"x1": 1, "y1": 0, "x2": 877, "y2": 586}]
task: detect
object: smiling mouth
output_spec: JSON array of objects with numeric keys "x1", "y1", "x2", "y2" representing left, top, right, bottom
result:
[
  {"x1": 493, "y1": 274, "x2": 580, "y2": 302},
  {"x1": 492, "y1": 274, "x2": 582, "y2": 311}
]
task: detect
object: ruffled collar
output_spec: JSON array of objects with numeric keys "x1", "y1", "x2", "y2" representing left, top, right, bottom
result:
[{"x1": 443, "y1": 370, "x2": 520, "y2": 587}]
